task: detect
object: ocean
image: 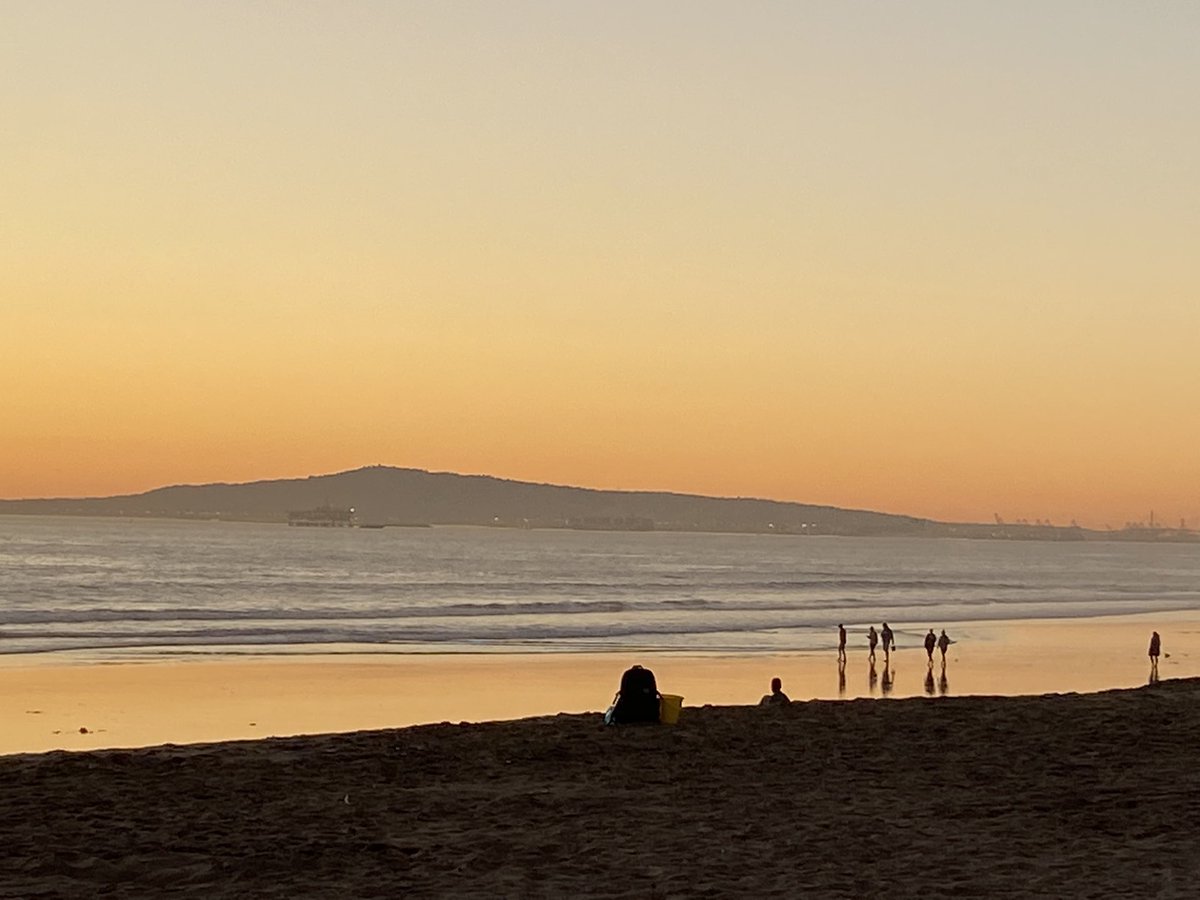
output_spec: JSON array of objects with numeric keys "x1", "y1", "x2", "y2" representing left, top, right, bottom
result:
[{"x1": 2, "y1": 515, "x2": 1198, "y2": 659}]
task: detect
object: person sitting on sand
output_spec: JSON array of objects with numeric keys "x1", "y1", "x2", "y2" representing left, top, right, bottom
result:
[
  {"x1": 881, "y1": 622, "x2": 894, "y2": 659},
  {"x1": 838, "y1": 624, "x2": 847, "y2": 661},
  {"x1": 867, "y1": 626, "x2": 878, "y2": 661},
  {"x1": 924, "y1": 629, "x2": 937, "y2": 662},
  {"x1": 760, "y1": 677, "x2": 791, "y2": 706},
  {"x1": 937, "y1": 629, "x2": 951, "y2": 662}
]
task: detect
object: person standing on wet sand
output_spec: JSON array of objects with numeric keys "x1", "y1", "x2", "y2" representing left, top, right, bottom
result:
[
  {"x1": 924, "y1": 629, "x2": 937, "y2": 663},
  {"x1": 1149, "y1": 631, "x2": 1161, "y2": 670},
  {"x1": 837, "y1": 624, "x2": 847, "y2": 661},
  {"x1": 881, "y1": 622, "x2": 894, "y2": 660},
  {"x1": 937, "y1": 629, "x2": 951, "y2": 662},
  {"x1": 868, "y1": 626, "x2": 878, "y2": 662}
]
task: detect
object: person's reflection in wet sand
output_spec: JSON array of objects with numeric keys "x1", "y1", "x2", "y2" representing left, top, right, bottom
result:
[
  {"x1": 868, "y1": 658, "x2": 878, "y2": 695},
  {"x1": 924, "y1": 667, "x2": 935, "y2": 696},
  {"x1": 1148, "y1": 666, "x2": 1160, "y2": 686},
  {"x1": 881, "y1": 661, "x2": 894, "y2": 697},
  {"x1": 938, "y1": 661, "x2": 949, "y2": 696},
  {"x1": 837, "y1": 657, "x2": 846, "y2": 697}
]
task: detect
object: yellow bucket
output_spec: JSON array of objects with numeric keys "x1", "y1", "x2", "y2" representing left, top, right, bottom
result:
[{"x1": 659, "y1": 694, "x2": 684, "y2": 725}]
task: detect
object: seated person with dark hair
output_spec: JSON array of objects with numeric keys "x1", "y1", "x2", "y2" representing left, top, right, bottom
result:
[{"x1": 759, "y1": 676, "x2": 791, "y2": 706}]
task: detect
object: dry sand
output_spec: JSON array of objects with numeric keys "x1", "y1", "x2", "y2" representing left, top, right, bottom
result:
[{"x1": 3, "y1": 677, "x2": 1199, "y2": 898}]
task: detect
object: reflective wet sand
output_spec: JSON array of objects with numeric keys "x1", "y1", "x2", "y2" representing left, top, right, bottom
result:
[{"x1": 2, "y1": 611, "x2": 1194, "y2": 755}]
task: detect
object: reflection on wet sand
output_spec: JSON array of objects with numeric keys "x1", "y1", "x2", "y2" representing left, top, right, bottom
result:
[
  {"x1": 837, "y1": 658, "x2": 846, "y2": 697},
  {"x1": 881, "y1": 662, "x2": 894, "y2": 697}
]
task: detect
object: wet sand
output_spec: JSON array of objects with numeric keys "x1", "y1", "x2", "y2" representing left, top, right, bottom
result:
[
  {"x1": 3, "y1": 676, "x2": 1199, "y2": 898},
  {"x1": 1, "y1": 613, "x2": 1194, "y2": 755}
]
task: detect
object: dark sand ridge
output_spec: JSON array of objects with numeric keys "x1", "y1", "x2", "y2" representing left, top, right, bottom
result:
[{"x1": 3, "y1": 679, "x2": 1198, "y2": 898}]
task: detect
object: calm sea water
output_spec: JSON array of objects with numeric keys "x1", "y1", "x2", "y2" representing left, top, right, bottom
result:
[{"x1": 1, "y1": 515, "x2": 1198, "y2": 658}]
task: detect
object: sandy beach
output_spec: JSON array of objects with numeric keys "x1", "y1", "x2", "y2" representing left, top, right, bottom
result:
[
  {"x1": 2, "y1": 673, "x2": 1198, "y2": 898},
  {"x1": 2, "y1": 612, "x2": 1195, "y2": 756},
  {"x1": 1, "y1": 615, "x2": 1197, "y2": 897}
]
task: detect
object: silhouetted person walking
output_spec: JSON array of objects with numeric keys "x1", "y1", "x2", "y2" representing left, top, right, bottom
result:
[
  {"x1": 837, "y1": 624, "x2": 847, "y2": 661},
  {"x1": 937, "y1": 629, "x2": 951, "y2": 662},
  {"x1": 868, "y1": 626, "x2": 878, "y2": 662},
  {"x1": 924, "y1": 629, "x2": 937, "y2": 663},
  {"x1": 881, "y1": 622, "x2": 894, "y2": 659}
]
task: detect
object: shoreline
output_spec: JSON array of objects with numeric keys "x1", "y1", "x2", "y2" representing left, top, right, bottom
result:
[
  {"x1": 6, "y1": 510, "x2": 1200, "y2": 544},
  {"x1": 2, "y1": 611, "x2": 1192, "y2": 757},
  {"x1": 3, "y1": 677, "x2": 1199, "y2": 896}
]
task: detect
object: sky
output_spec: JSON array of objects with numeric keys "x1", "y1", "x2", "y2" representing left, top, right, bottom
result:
[{"x1": 3, "y1": 1, "x2": 1198, "y2": 528}]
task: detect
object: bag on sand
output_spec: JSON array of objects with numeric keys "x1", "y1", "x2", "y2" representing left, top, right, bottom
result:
[{"x1": 610, "y1": 665, "x2": 661, "y2": 724}]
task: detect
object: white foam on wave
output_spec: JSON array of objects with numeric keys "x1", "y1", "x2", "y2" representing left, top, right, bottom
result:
[{"x1": 3, "y1": 517, "x2": 1200, "y2": 657}]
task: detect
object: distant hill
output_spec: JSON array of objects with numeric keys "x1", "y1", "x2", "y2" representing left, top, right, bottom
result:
[
  {"x1": 0, "y1": 465, "x2": 935, "y2": 536},
  {"x1": 6, "y1": 466, "x2": 1192, "y2": 541}
]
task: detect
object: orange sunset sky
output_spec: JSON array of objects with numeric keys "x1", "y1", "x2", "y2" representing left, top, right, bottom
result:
[{"x1": 3, "y1": 2, "x2": 1198, "y2": 528}]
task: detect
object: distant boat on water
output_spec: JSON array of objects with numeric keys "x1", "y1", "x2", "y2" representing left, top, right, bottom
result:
[
  {"x1": 356, "y1": 522, "x2": 431, "y2": 529},
  {"x1": 287, "y1": 508, "x2": 430, "y2": 529},
  {"x1": 287, "y1": 506, "x2": 355, "y2": 527}
]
